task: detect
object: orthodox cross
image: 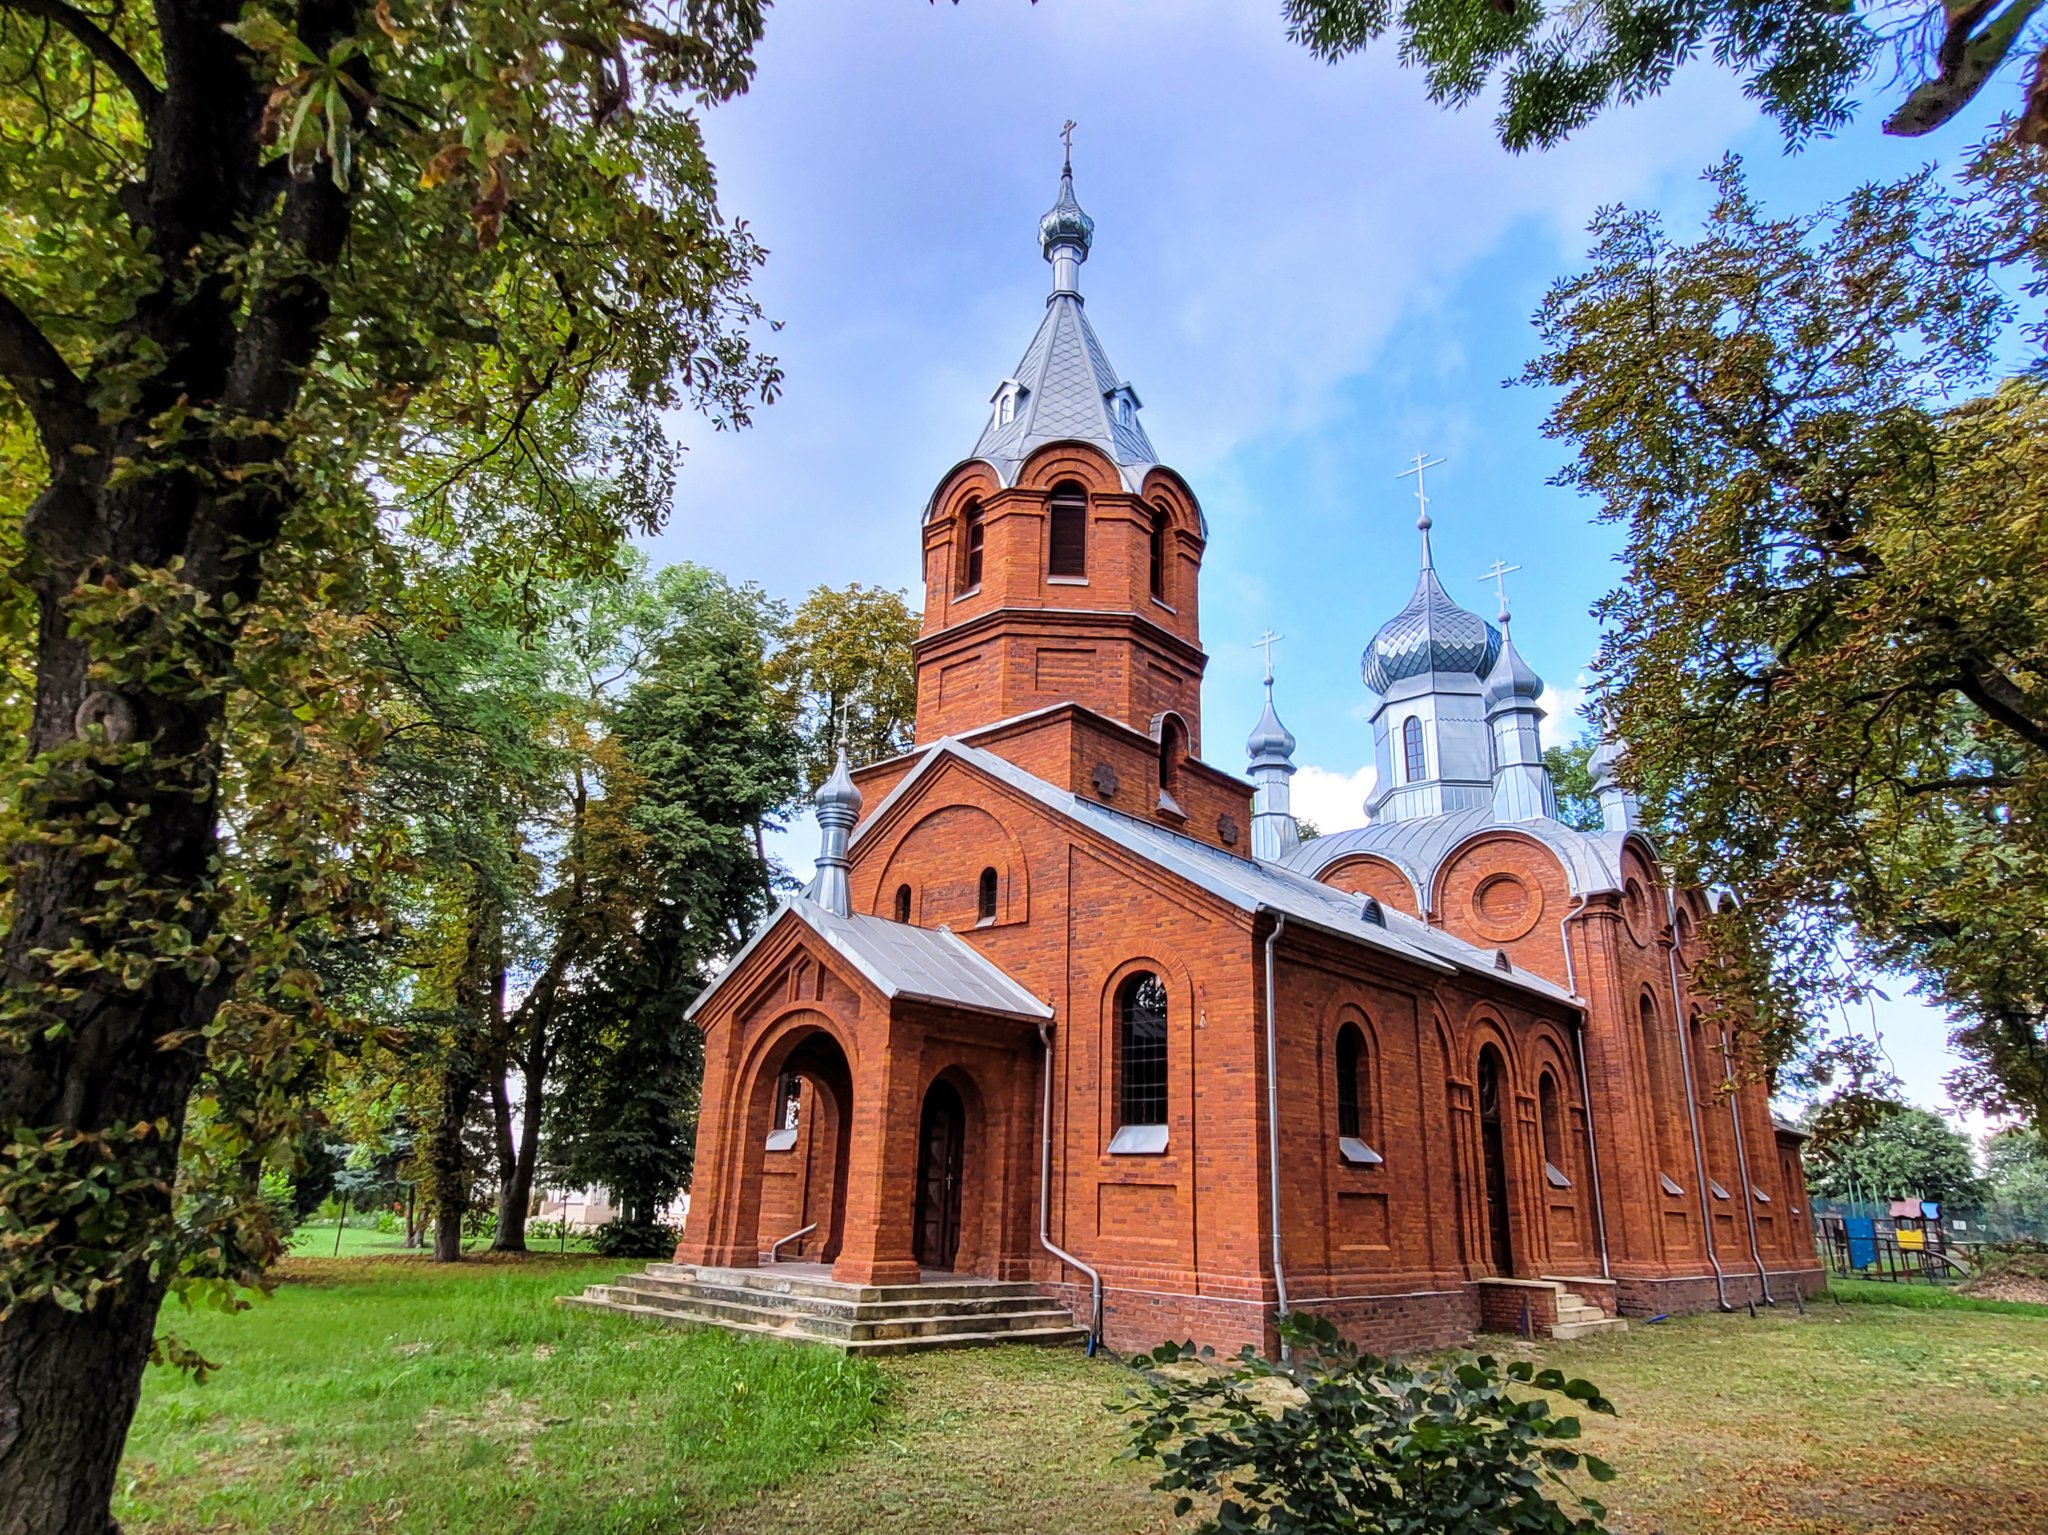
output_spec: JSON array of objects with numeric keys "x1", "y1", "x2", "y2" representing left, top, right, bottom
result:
[
  {"x1": 1397, "y1": 451, "x2": 1446, "y2": 566},
  {"x1": 831, "y1": 690, "x2": 858, "y2": 763},
  {"x1": 1252, "y1": 628, "x2": 1284, "y2": 684},
  {"x1": 1478, "y1": 558, "x2": 1522, "y2": 622},
  {"x1": 1060, "y1": 119, "x2": 1076, "y2": 159}
]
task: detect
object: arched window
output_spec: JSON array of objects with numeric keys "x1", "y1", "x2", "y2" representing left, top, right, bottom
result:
[
  {"x1": 1539, "y1": 1072, "x2": 1571, "y2": 1188},
  {"x1": 977, "y1": 867, "x2": 998, "y2": 922},
  {"x1": 1156, "y1": 714, "x2": 1187, "y2": 813},
  {"x1": 958, "y1": 500, "x2": 985, "y2": 592},
  {"x1": 766, "y1": 1071, "x2": 802, "y2": 1150},
  {"x1": 1148, "y1": 507, "x2": 1168, "y2": 599},
  {"x1": 1402, "y1": 716, "x2": 1426, "y2": 782},
  {"x1": 1048, "y1": 482, "x2": 1087, "y2": 578},
  {"x1": 894, "y1": 884, "x2": 912, "y2": 924},
  {"x1": 1640, "y1": 996, "x2": 1685, "y2": 1184},
  {"x1": 1335, "y1": 1022, "x2": 1383, "y2": 1165},
  {"x1": 1116, "y1": 972, "x2": 1169, "y2": 1130}
]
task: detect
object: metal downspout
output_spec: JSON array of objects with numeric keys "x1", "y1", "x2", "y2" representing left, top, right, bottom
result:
[
  {"x1": 1721, "y1": 1028, "x2": 1776, "y2": 1303},
  {"x1": 1263, "y1": 912, "x2": 1291, "y2": 1358},
  {"x1": 1664, "y1": 874, "x2": 1730, "y2": 1310},
  {"x1": 1556, "y1": 894, "x2": 1611, "y2": 1280},
  {"x1": 1036, "y1": 1019, "x2": 1103, "y2": 1350}
]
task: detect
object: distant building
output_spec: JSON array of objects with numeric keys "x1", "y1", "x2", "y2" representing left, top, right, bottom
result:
[{"x1": 671, "y1": 156, "x2": 1819, "y2": 1354}]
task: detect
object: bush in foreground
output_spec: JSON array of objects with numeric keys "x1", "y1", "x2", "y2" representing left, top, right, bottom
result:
[
  {"x1": 1123, "y1": 1312, "x2": 1617, "y2": 1534},
  {"x1": 592, "y1": 1218, "x2": 682, "y2": 1258}
]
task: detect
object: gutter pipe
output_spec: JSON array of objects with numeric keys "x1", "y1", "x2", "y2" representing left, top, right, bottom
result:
[
  {"x1": 1556, "y1": 893, "x2": 1611, "y2": 1280},
  {"x1": 1036, "y1": 1018, "x2": 1103, "y2": 1351},
  {"x1": 1664, "y1": 872, "x2": 1731, "y2": 1311},
  {"x1": 1262, "y1": 912, "x2": 1292, "y2": 1359},
  {"x1": 1720, "y1": 1028, "x2": 1776, "y2": 1303}
]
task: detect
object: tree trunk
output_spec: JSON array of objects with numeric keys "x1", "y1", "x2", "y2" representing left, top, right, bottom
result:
[
  {"x1": 493, "y1": 1018, "x2": 552, "y2": 1253},
  {"x1": 430, "y1": 1055, "x2": 476, "y2": 1264}
]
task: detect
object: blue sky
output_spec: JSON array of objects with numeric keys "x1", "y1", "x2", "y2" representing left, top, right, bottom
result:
[{"x1": 640, "y1": 0, "x2": 2015, "y2": 1125}]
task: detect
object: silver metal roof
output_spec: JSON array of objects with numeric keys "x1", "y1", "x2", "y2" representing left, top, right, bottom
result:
[
  {"x1": 1283, "y1": 805, "x2": 1632, "y2": 909},
  {"x1": 685, "y1": 893, "x2": 1053, "y2": 1024},
  {"x1": 856, "y1": 741, "x2": 1578, "y2": 1008},
  {"x1": 969, "y1": 291, "x2": 1158, "y2": 492}
]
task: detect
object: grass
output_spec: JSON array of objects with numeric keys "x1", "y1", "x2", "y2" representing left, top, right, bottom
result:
[
  {"x1": 119, "y1": 1261, "x2": 2048, "y2": 1535},
  {"x1": 287, "y1": 1223, "x2": 602, "y2": 1259},
  {"x1": 118, "y1": 1254, "x2": 885, "y2": 1534},
  {"x1": 1825, "y1": 1277, "x2": 2048, "y2": 1317}
]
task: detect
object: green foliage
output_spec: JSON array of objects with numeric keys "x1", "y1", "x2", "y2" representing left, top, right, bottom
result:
[
  {"x1": 1806, "y1": 1103, "x2": 1982, "y2": 1206},
  {"x1": 1542, "y1": 742, "x2": 1602, "y2": 834},
  {"x1": 767, "y1": 582, "x2": 919, "y2": 787},
  {"x1": 589, "y1": 1217, "x2": 681, "y2": 1258},
  {"x1": 1282, "y1": 0, "x2": 1876, "y2": 150},
  {"x1": 1984, "y1": 1128, "x2": 2048, "y2": 1215},
  {"x1": 1282, "y1": 0, "x2": 2048, "y2": 148},
  {"x1": 1524, "y1": 141, "x2": 2048, "y2": 1110},
  {"x1": 1122, "y1": 1312, "x2": 1617, "y2": 1535}
]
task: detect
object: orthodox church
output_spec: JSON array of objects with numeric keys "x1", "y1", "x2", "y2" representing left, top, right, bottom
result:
[{"x1": 660, "y1": 156, "x2": 1821, "y2": 1355}]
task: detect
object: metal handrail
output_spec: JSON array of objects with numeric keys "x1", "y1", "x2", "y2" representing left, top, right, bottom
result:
[{"x1": 768, "y1": 1221, "x2": 817, "y2": 1262}]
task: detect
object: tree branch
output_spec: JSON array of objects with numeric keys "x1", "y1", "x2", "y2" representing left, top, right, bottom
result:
[
  {"x1": 0, "y1": 282, "x2": 92, "y2": 459},
  {"x1": 0, "y1": 0, "x2": 162, "y2": 115}
]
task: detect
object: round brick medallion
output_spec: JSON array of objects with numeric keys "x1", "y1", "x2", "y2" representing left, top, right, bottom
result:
[{"x1": 1469, "y1": 872, "x2": 1543, "y2": 943}]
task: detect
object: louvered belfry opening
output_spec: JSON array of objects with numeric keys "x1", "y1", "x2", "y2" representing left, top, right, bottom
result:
[{"x1": 1047, "y1": 482, "x2": 1087, "y2": 577}]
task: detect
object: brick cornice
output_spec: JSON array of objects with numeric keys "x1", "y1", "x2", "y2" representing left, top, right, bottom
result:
[{"x1": 913, "y1": 603, "x2": 1210, "y2": 672}]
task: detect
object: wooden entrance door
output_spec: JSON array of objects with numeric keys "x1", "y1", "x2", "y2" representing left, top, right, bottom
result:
[
  {"x1": 914, "y1": 1080, "x2": 965, "y2": 1271},
  {"x1": 1478, "y1": 1048, "x2": 1514, "y2": 1273}
]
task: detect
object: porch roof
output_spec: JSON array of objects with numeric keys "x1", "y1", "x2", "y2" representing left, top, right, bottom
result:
[{"x1": 686, "y1": 892, "x2": 1053, "y2": 1025}]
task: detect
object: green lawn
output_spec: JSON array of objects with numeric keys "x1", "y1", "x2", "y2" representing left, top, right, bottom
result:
[
  {"x1": 120, "y1": 1260, "x2": 2048, "y2": 1535},
  {"x1": 119, "y1": 1255, "x2": 885, "y2": 1534}
]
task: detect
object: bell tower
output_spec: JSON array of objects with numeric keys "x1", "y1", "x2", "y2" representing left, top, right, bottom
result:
[{"x1": 913, "y1": 147, "x2": 1209, "y2": 749}]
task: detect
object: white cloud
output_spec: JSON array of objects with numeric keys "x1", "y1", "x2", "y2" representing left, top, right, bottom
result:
[
  {"x1": 1537, "y1": 675, "x2": 1592, "y2": 749},
  {"x1": 1291, "y1": 762, "x2": 1378, "y2": 837}
]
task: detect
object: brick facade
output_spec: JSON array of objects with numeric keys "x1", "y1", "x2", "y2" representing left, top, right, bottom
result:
[{"x1": 676, "y1": 432, "x2": 1820, "y2": 1356}]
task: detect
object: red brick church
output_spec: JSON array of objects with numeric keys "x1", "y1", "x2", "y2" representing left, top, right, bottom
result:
[{"x1": 667, "y1": 155, "x2": 1822, "y2": 1355}]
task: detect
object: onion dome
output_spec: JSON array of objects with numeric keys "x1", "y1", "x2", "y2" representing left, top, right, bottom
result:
[
  {"x1": 1039, "y1": 154, "x2": 1095, "y2": 264},
  {"x1": 816, "y1": 745, "x2": 863, "y2": 821},
  {"x1": 1246, "y1": 681, "x2": 1297, "y2": 766},
  {"x1": 1362, "y1": 568, "x2": 1502, "y2": 694},
  {"x1": 1483, "y1": 619, "x2": 1544, "y2": 710}
]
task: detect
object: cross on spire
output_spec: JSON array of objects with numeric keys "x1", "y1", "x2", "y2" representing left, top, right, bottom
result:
[
  {"x1": 1059, "y1": 118, "x2": 1076, "y2": 169},
  {"x1": 1478, "y1": 558, "x2": 1523, "y2": 624},
  {"x1": 1252, "y1": 628, "x2": 1284, "y2": 684},
  {"x1": 1397, "y1": 451, "x2": 1446, "y2": 568}
]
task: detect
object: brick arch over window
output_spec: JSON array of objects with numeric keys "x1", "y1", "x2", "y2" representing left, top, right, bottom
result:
[
  {"x1": 1097, "y1": 953, "x2": 1193, "y2": 1157},
  {"x1": 1329, "y1": 1006, "x2": 1384, "y2": 1165},
  {"x1": 1315, "y1": 855, "x2": 1422, "y2": 917},
  {"x1": 870, "y1": 801, "x2": 1028, "y2": 930}
]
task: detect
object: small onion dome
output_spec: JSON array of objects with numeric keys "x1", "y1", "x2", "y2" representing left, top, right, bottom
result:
[
  {"x1": 1361, "y1": 569, "x2": 1502, "y2": 695},
  {"x1": 1589, "y1": 735, "x2": 1628, "y2": 791},
  {"x1": 816, "y1": 747, "x2": 863, "y2": 819},
  {"x1": 1246, "y1": 687, "x2": 1297, "y2": 766},
  {"x1": 1039, "y1": 164, "x2": 1095, "y2": 261},
  {"x1": 1483, "y1": 630, "x2": 1545, "y2": 710}
]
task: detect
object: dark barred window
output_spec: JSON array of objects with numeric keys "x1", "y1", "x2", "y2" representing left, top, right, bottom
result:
[
  {"x1": 959, "y1": 500, "x2": 984, "y2": 591},
  {"x1": 1048, "y1": 483, "x2": 1087, "y2": 577},
  {"x1": 977, "y1": 867, "x2": 998, "y2": 922},
  {"x1": 894, "y1": 884, "x2": 912, "y2": 923},
  {"x1": 1149, "y1": 507, "x2": 1168, "y2": 598},
  {"x1": 1336, "y1": 1024, "x2": 1366, "y2": 1139},
  {"x1": 1118, "y1": 972, "x2": 1169, "y2": 1127}
]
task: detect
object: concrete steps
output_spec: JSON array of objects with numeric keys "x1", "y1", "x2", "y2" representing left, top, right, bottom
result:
[
  {"x1": 1548, "y1": 1285, "x2": 1628, "y2": 1341},
  {"x1": 563, "y1": 1261, "x2": 1087, "y2": 1355}
]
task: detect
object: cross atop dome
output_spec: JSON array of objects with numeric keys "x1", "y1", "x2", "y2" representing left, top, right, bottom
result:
[{"x1": 1398, "y1": 451, "x2": 1446, "y2": 569}]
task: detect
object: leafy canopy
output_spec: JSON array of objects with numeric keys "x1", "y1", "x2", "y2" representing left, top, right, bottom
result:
[
  {"x1": 1524, "y1": 141, "x2": 2048, "y2": 1120},
  {"x1": 1282, "y1": 0, "x2": 2047, "y2": 149},
  {"x1": 1805, "y1": 1103, "x2": 1982, "y2": 1206}
]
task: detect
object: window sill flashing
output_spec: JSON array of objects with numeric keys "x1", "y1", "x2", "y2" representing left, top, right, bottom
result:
[
  {"x1": 953, "y1": 584, "x2": 982, "y2": 600},
  {"x1": 1150, "y1": 597, "x2": 1177, "y2": 614},
  {"x1": 1108, "y1": 1124, "x2": 1169, "y2": 1155},
  {"x1": 1544, "y1": 1161, "x2": 1573, "y2": 1190},
  {"x1": 764, "y1": 1128, "x2": 798, "y2": 1153},
  {"x1": 1338, "y1": 1137, "x2": 1383, "y2": 1166},
  {"x1": 1046, "y1": 574, "x2": 1090, "y2": 586}
]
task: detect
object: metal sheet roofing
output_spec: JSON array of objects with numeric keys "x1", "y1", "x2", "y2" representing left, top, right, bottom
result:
[
  {"x1": 686, "y1": 893, "x2": 1052, "y2": 1024},
  {"x1": 1283, "y1": 805, "x2": 1633, "y2": 907}
]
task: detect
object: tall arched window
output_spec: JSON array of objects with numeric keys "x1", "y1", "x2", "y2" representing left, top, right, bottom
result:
[
  {"x1": 1156, "y1": 714, "x2": 1187, "y2": 812},
  {"x1": 1539, "y1": 1071, "x2": 1571, "y2": 1188},
  {"x1": 1148, "y1": 507, "x2": 1168, "y2": 599},
  {"x1": 1402, "y1": 716, "x2": 1426, "y2": 782},
  {"x1": 977, "y1": 867, "x2": 998, "y2": 922},
  {"x1": 1335, "y1": 1021, "x2": 1382, "y2": 1165},
  {"x1": 1048, "y1": 482, "x2": 1088, "y2": 578},
  {"x1": 894, "y1": 884, "x2": 912, "y2": 924},
  {"x1": 1640, "y1": 996, "x2": 1686, "y2": 1184},
  {"x1": 958, "y1": 500, "x2": 985, "y2": 592},
  {"x1": 1117, "y1": 972, "x2": 1169, "y2": 1130}
]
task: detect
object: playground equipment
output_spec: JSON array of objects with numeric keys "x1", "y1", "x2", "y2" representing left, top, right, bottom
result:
[{"x1": 1818, "y1": 1198, "x2": 1973, "y2": 1283}]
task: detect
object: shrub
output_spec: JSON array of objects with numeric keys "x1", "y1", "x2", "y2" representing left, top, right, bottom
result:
[
  {"x1": 591, "y1": 1219, "x2": 680, "y2": 1258},
  {"x1": 1122, "y1": 1312, "x2": 1617, "y2": 1535}
]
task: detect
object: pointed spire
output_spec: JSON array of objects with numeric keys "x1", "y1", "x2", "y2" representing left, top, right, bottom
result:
[
  {"x1": 813, "y1": 742, "x2": 862, "y2": 917},
  {"x1": 1040, "y1": 120, "x2": 1094, "y2": 298},
  {"x1": 1590, "y1": 735, "x2": 1641, "y2": 833}
]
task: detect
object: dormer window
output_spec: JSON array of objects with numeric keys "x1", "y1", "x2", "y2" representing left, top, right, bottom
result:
[
  {"x1": 992, "y1": 379, "x2": 1025, "y2": 428},
  {"x1": 1108, "y1": 383, "x2": 1141, "y2": 431}
]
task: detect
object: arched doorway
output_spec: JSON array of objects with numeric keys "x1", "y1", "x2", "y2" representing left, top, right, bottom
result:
[
  {"x1": 753, "y1": 1026, "x2": 854, "y2": 1265},
  {"x1": 914, "y1": 1079, "x2": 966, "y2": 1271},
  {"x1": 1477, "y1": 1046, "x2": 1514, "y2": 1273}
]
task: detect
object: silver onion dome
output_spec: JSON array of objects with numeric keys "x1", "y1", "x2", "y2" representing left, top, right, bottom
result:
[
  {"x1": 1483, "y1": 625, "x2": 1544, "y2": 709},
  {"x1": 1361, "y1": 568, "x2": 1502, "y2": 695},
  {"x1": 1246, "y1": 686, "x2": 1297, "y2": 765},
  {"x1": 1039, "y1": 160, "x2": 1095, "y2": 262}
]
